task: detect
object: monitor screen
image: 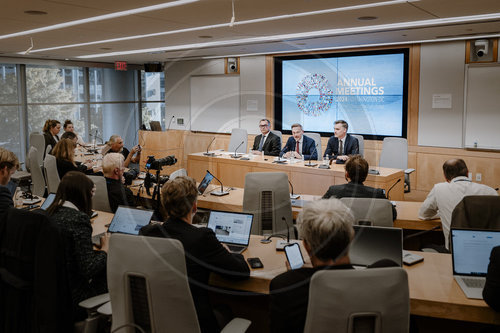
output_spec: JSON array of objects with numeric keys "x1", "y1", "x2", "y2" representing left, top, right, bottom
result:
[
  {"x1": 274, "y1": 48, "x2": 409, "y2": 140},
  {"x1": 207, "y1": 210, "x2": 253, "y2": 246}
]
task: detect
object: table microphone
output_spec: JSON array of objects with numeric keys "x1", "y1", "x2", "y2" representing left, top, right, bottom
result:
[
  {"x1": 276, "y1": 217, "x2": 299, "y2": 250},
  {"x1": 305, "y1": 144, "x2": 318, "y2": 167},
  {"x1": 207, "y1": 170, "x2": 229, "y2": 196},
  {"x1": 231, "y1": 141, "x2": 245, "y2": 158},
  {"x1": 385, "y1": 178, "x2": 401, "y2": 199},
  {"x1": 166, "y1": 115, "x2": 174, "y2": 131},
  {"x1": 288, "y1": 179, "x2": 300, "y2": 199},
  {"x1": 203, "y1": 137, "x2": 216, "y2": 156}
]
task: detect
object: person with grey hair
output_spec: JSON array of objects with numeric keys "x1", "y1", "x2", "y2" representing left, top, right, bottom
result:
[
  {"x1": 269, "y1": 198, "x2": 396, "y2": 333},
  {"x1": 251, "y1": 119, "x2": 281, "y2": 156},
  {"x1": 102, "y1": 153, "x2": 136, "y2": 212},
  {"x1": 104, "y1": 135, "x2": 141, "y2": 168}
]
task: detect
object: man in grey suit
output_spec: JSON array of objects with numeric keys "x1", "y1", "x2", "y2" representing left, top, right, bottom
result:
[{"x1": 251, "y1": 119, "x2": 281, "y2": 156}]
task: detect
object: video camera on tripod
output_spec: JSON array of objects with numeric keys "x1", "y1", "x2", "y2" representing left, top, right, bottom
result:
[{"x1": 144, "y1": 155, "x2": 177, "y2": 197}]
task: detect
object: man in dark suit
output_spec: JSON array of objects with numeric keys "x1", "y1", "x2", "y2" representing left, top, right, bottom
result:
[
  {"x1": 483, "y1": 246, "x2": 500, "y2": 312},
  {"x1": 102, "y1": 153, "x2": 136, "y2": 213},
  {"x1": 324, "y1": 120, "x2": 359, "y2": 162},
  {"x1": 140, "y1": 176, "x2": 249, "y2": 333},
  {"x1": 0, "y1": 148, "x2": 19, "y2": 216},
  {"x1": 251, "y1": 119, "x2": 281, "y2": 156},
  {"x1": 279, "y1": 123, "x2": 318, "y2": 160},
  {"x1": 322, "y1": 155, "x2": 396, "y2": 220}
]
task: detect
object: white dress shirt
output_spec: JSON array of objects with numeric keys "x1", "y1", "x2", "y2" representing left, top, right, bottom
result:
[{"x1": 419, "y1": 176, "x2": 498, "y2": 248}]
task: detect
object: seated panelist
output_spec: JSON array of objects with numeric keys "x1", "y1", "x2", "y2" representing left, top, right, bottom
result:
[
  {"x1": 323, "y1": 120, "x2": 359, "y2": 162},
  {"x1": 42, "y1": 119, "x2": 61, "y2": 151},
  {"x1": 102, "y1": 153, "x2": 136, "y2": 213},
  {"x1": 51, "y1": 139, "x2": 96, "y2": 179},
  {"x1": 279, "y1": 123, "x2": 318, "y2": 160},
  {"x1": 251, "y1": 118, "x2": 281, "y2": 156}
]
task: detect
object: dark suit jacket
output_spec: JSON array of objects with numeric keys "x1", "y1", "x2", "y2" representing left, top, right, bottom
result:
[
  {"x1": 252, "y1": 131, "x2": 281, "y2": 156},
  {"x1": 140, "y1": 218, "x2": 250, "y2": 333},
  {"x1": 279, "y1": 135, "x2": 318, "y2": 160},
  {"x1": 105, "y1": 177, "x2": 136, "y2": 213},
  {"x1": 56, "y1": 158, "x2": 88, "y2": 179},
  {"x1": 0, "y1": 185, "x2": 13, "y2": 217},
  {"x1": 324, "y1": 134, "x2": 359, "y2": 158},
  {"x1": 43, "y1": 132, "x2": 59, "y2": 151},
  {"x1": 323, "y1": 182, "x2": 397, "y2": 220},
  {"x1": 484, "y1": 246, "x2": 500, "y2": 312}
]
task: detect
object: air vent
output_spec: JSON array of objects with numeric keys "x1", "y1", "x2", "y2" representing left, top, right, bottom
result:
[
  {"x1": 261, "y1": 190, "x2": 273, "y2": 231},
  {"x1": 129, "y1": 275, "x2": 152, "y2": 332}
]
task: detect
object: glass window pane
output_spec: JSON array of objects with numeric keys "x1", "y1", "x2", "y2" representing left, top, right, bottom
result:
[
  {"x1": 90, "y1": 103, "x2": 139, "y2": 149},
  {"x1": 0, "y1": 64, "x2": 18, "y2": 104},
  {"x1": 0, "y1": 106, "x2": 21, "y2": 158},
  {"x1": 141, "y1": 102, "x2": 165, "y2": 129},
  {"x1": 89, "y1": 68, "x2": 137, "y2": 102},
  {"x1": 26, "y1": 65, "x2": 84, "y2": 103},
  {"x1": 141, "y1": 71, "x2": 165, "y2": 101},
  {"x1": 27, "y1": 104, "x2": 88, "y2": 140}
]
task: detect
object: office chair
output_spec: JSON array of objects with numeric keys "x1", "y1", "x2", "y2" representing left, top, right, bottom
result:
[
  {"x1": 28, "y1": 146, "x2": 46, "y2": 197},
  {"x1": 29, "y1": 132, "x2": 45, "y2": 166},
  {"x1": 304, "y1": 267, "x2": 409, "y2": 333},
  {"x1": 340, "y1": 197, "x2": 393, "y2": 227},
  {"x1": 228, "y1": 128, "x2": 248, "y2": 154},
  {"x1": 271, "y1": 130, "x2": 283, "y2": 145},
  {"x1": 43, "y1": 153, "x2": 60, "y2": 194},
  {"x1": 107, "y1": 233, "x2": 251, "y2": 333},
  {"x1": 351, "y1": 134, "x2": 364, "y2": 157},
  {"x1": 87, "y1": 175, "x2": 112, "y2": 213},
  {"x1": 378, "y1": 138, "x2": 415, "y2": 193},
  {"x1": 304, "y1": 132, "x2": 322, "y2": 161},
  {"x1": 149, "y1": 120, "x2": 162, "y2": 131},
  {"x1": 243, "y1": 172, "x2": 294, "y2": 236},
  {"x1": 170, "y1": 168, "x2": 188, "y2": 180}
]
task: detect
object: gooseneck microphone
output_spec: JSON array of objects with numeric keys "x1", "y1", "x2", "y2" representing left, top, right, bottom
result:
[
  {"x1": 207, "y1": 170, "x2": 229, "y2": 196},
  {"x1": 385, "y1": 178, "x2": 402, "y2": 199},
  {"x1": 166, "y1": 115, "x2": 175, "y2": 131},
  {"x1": 305, "y1": 144, "x2": 318, "y2": 167},
  {"x1": 203, "y1": 137, "x2": 216, "y2": 156},
  {"x1": 231, "y1": 141, "x2": 245, "y2": 158},
  {"x1": 288, "y1": 179, "x2": 300, "y2": 199},
  {"x1": 276, "y1": 216, "x2": 298, "y2": 250}
]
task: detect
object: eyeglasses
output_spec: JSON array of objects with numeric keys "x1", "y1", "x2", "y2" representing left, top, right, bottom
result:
[{"x1": 259, "y1": 124, "x2": 269, "y2": 128}]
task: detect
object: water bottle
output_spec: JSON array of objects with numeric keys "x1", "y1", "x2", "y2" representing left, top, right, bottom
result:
[{"x1": 14, "y1": 187, "x2": 23, "y2": 208}]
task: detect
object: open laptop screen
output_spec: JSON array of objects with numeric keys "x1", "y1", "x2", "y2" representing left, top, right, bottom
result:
[
  {"x1": 207, "y1": 210, "x2": 253, "y2": 246},
  {"x1": 108, "y1": 206, "x2": 154, "y2": 235},
  {"x1": 451, "y1": 229, "x2": 500, "y2": 276},
  {"x1": 349, "y1": 225, "x2": 403, "y2": 267}
]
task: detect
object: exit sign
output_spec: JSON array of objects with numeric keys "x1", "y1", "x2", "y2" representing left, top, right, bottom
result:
[{"x1": 115, "y1": 61, "x2": 127, "y2": 71}]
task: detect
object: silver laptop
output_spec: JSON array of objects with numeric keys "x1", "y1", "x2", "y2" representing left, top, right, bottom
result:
[
  {"x1": 451, "y1": 228, "x2": 500, "y2": 299},
  {"x1": 349, "y1": 225, "x2": 403, "y2": 267},
  {"x1": 207, "y1": 210, "x2": 253, "y2": 254}
]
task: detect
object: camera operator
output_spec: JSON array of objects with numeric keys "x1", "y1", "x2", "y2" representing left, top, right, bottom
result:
[{"x1": 103, "y1": 153, "x2": 136, "y2": 213}]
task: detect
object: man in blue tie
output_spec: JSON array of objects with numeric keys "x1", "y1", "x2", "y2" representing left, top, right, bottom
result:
[
  {"x1": 251, "y1": 119, "x2": 281, "y2": 156},
  {"x1": 279, "y1": 123, "x2": 318, "y2": 160}
]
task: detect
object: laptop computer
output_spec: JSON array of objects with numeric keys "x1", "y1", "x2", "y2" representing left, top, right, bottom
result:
[
  {"x1": 349, "y1": 225, "x2": 403, "y2": 267},
  {"x1": 198, "y1": 171, "x2": 214, "y2": 195},
  {"x1": 107, "y1": 206, "x2": 154, "y2": 235},
  {"x1": 207, "y1": 210, "x2": 254, "y2": 254},
  {"x1": 451, "y1": 228, "x2": 500, "y2": 299}
]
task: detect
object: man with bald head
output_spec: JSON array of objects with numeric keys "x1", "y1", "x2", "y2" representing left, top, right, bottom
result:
[{"x1": 419, "y1": 158, "x2": 497, "y2": 249}]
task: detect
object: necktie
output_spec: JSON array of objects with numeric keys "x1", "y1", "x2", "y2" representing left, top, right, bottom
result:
[
  {"x1": 258, "y1": 135, "x2": 265, "y2": 151},
  {"x1": 296, "y1": 140, "x2": 300, "y2": 154},
  {"x1": 339, "y1": 140, "x2": 343, "y2": 155}
]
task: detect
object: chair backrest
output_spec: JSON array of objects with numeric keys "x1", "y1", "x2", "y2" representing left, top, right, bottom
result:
[
  {"x1": 351, "y1": 134, "x2": 364, "y2": 157},
  {"x1": 87, "y1": 175, "x2": 112, "y2": 213},
  {"x1": 340, "y1": 198, "x2": 393, "y2": 227},
  {"x1": 304, "y1": 132, "x2": 322, "y2": 161},
  {"x1": 150, "y1": 120, "x2": 162, "y2": 131},
  {"x1": 29, "y1": 132, "x2": 45, "y2": 166},
  {"x1": 28, "y1": 147, "x2": 46, "y2": 197},
  {"x1": 243, "y1": 172, "x2": 293, "y2": 236},
  {"x1": 107, "y1": 233, "x2": 200, "y2": 333},
  {"x1": 379, "y1": 137, "x2": 408, "y2": 170},
  {"x1": 228, "y1": 128, "x2": 248, "y2": 154},
  {"x1": 271, "y1": 130, "x2": 283, "y2": 145},
  {"x1": 43, "y1": 154, "x2": 60, "y2": 194},
  {"x1": 170, "y1": 168, "x2": 188, "y2": 180},
  {"x1": 304, "y1": 267, "x2": 409, "y2": 333}
]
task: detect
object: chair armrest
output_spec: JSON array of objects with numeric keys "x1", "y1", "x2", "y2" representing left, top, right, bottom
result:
[
  {"x1": 97, "y1": 301, "x2": 112, "y2": 316},
  {"x1": 404, "y1": 168, "x2": 415, "y2": 175},
  {"x1": 221, "y1": 318, "x2": 251, "y2": 333},
  {"x1": 78, "y1": 293, "x2": 110, "y2": 310}
]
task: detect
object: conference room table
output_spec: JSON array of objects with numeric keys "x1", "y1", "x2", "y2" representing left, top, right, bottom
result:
[
  {"x1": 187, "y1": 152, "x2": 405, "y2": 200},
  {"x1": 89, "y1": 212, "x2": 499, "y2": 325}
]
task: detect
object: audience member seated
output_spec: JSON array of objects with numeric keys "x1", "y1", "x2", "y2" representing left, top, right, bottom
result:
[
  {"x1": 42, "y1": 119, "x2": 61, "y2": 150},
  {"x1": 322, "y1": 155, "x2": 396, "y2": 220},
  {"x1": 323, "y1": 120, "x2": 359, "y2": 161},
  {"x1": 140, "y1": 176, "x2": 250, "y2": 333},
  {"x1": 63, "y1": 119, "x2": 86, "y2": 146},
  {"x1": 419, "y1": 158, "x2": 497, "y2": 250},
  {"x1": 251, "y1": 118, "x2": 281, "y2": 156},
  {"x1": 46, "y1": 171, "x2": 108, "y2": 320},
  {"x1": 484, "y1": 246, "x2": 500, "y2": 312},
  {"x1": 60, "y1": 131, "x2": 78, "y2": 143},
  {"x1": 269, "y1": 198, "x2": 397, "y2": 333},
  {"x1": 0, "y1": 148, "x2": 19, "y2": 216},
  {"x1": 102, "y1": 153, "x2": 136, "y2": 213},
  {"x1": 51, "y1": 139, "x2": 95, "y2": 179},
  {"x1": 103, "y1": 135, "x2": 141, "y2": 168},
  {"x1": 279, "y1": 123, "x2": 318, "y2": 160}
]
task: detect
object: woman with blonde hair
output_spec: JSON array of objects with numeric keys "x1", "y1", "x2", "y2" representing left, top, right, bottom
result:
[{"x1": 51, "y1": 138, "x2": 94, "y2": 179}]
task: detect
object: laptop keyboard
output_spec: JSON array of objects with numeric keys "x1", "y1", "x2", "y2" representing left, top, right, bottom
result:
[
  {"x1": 463, "y1": 277, "x2": 485, "y2": 289},
  {"x1": 226, "y1": 244, "x2": 244, "y2": 252}
]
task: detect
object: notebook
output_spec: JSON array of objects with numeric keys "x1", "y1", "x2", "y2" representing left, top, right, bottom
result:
[
  {"x1": 451, "y1": 228, "x2": 500, "y2": 299},
  {"x1": 107, "y1": 206, "x2": 154, "y2": 235},
  {"x1": 198, "y1": 171, "x2": 214, "y2": 195},
  {"x1": 207, "y1": 210, "x2": 253, "y2": 254},
  {"x1": 349, "y1": 225, "x2": 403, "y2": 267}
]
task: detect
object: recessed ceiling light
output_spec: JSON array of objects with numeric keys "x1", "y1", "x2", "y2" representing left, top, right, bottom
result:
[
  {"x1": 358, "y1": 16, "x2": 378, "y2": 21},
  {"x1": 198, "y1": 35, "x2": 213, "y2": 39},
  {"x1": 24, "y1": 10, "x2": 48, "y2": 15}
]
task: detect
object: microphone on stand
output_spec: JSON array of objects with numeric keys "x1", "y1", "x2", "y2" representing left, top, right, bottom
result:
[
  {"x1": 207, "y1": 170, "x2": 229, "y2": 196},
  {"x1": 304, "y1": 144, "x2": 318, "y2": 167},
  {"x1": 288, "y1": 179, "x2": 300, "y2": 199},
  {"x1": 276, "y1": 216, "x2": 298, "y2": 250},
  {"x1": 166, "y1": 115, "x2": 175, "y2": 131},
  {"x1": 385, "y1": 178, "x2": 402, "y2": 199},
  {"x1": 231, "y1": 141, "x2": 244, "y2": 158},
  {"x1": 203, "y1": 137, "x2": 216, "y2": 156}
]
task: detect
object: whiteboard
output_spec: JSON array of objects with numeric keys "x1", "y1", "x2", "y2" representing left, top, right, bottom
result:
[
  {"x1": 464, "y1": 64, "x2": 500, "y2": 150},
  {"x1": 190, "y1": 75, "x2": 240, "y2": 133}
]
